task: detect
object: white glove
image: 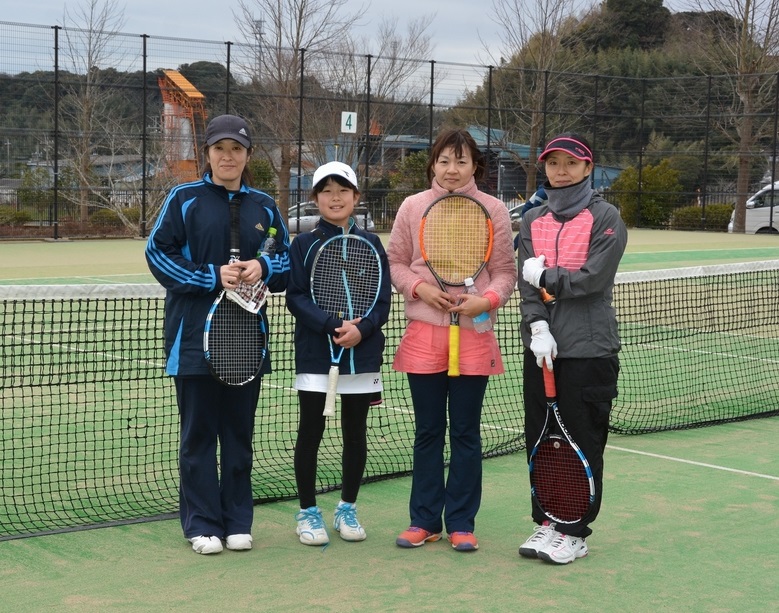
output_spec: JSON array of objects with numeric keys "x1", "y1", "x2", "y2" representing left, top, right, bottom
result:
[
  {"x1": 529, "y1": 320, "x2": 558, "y2": 369},
  {"x1": 523, "y1": 255, "x2": 546, "y2": 288}
]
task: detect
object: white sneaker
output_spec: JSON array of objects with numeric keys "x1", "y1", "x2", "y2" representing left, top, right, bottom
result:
[
  {"x1": 333, "y1": 501, "x2": 367, "y2": 542},
  {"x1": 518, "y1": 521, "x2": 558, "y2": 558},
  {"x1": 537, "y1": 532, "x2": 588, "y2": 564},
  {"x1": 295, "y1": 506, "x2": 330, "y2": 546},
  {"x1": 226, "y1": 534, "x2": 253, "y2": 551},
  {"x1": 188, "y1": 535, "x2": 223, "y2": 555}
]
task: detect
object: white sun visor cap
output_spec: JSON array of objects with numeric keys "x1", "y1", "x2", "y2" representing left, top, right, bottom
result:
[{"x1": 312, "y1": 161, "x2": 359, "y2": 190}]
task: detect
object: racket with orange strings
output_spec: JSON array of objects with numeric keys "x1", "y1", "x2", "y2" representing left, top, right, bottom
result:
[{"x1": 419, "y1": 193, "x2": 494, "y2": 376}]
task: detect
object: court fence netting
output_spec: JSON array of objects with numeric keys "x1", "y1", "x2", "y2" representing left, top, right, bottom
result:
[{"x1": 2, "y1": 260, "x2": 779, "y2": 540}]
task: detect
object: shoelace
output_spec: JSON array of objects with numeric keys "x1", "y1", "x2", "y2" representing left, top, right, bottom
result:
[
  {"x1": 529, "y1": 524, "x2": 555, "y2": 543},
  {"x1": 299, "y1": 508, "x2": 324, "y2": 530},
  {"x1": 336, "y1": 505, "x2": 359, "y2": 528},
  {"x1": 547, "y1": 532, "x2": 569, "y2": 548}
]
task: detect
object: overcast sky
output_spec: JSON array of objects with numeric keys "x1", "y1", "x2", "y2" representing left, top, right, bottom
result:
[{"x1": 5, "y1": 0, "x2": 691, "y2": 67}]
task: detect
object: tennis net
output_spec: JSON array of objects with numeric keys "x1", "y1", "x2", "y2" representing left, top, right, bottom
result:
[{"x1": 2, "y1": 260, "x2": 778, "y2": 539}]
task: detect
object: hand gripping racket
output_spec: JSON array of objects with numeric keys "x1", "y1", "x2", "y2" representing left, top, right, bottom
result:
[
  {"x1": 419, "y1": 193, "x2": 493, "y2": 376},
  {"x1": 310, "y1": 234, "x2": 382, "y2": 416},
  {"x1": 203, "y1": 199, "x2": 267, "y2": 386},
  {"x1": 528, "y1": 364, "x2": 595, "y2": 525}
]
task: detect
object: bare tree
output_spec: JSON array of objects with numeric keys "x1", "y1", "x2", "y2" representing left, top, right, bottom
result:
[
  {"x1": 313, "y1": 16, "x2": 436, "y2": 182},
  {"x1": 59, "y1": 0, "x2": 127, "y2": 225},
  {"x1": 682, "y1": 0, "x2": 779, "y2": 233},
  {"x1": 233, "y1": 0, "x2": 368, "y2": 214},
  {"x1": 484, "y1": 0, "x2": 590, "y2": 196}
]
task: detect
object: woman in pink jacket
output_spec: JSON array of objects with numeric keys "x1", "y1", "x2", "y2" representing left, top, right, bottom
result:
[{"x1": 387, "y1": 128, "x2": 516, "y2": 552}]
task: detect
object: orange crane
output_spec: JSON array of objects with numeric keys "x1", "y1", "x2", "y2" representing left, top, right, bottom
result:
[{"x1": 157, "y1": 69, "x2": 207, "y2": 183}]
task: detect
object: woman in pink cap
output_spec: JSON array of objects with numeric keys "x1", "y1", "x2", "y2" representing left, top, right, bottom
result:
[{"x1": 517, "y1": 132, "x2": 627, "y2": 565}]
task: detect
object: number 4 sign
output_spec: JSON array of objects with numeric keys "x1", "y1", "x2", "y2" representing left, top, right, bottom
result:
[{"x1": 341, "y1": 111, "x2": 357, "y2": 134}]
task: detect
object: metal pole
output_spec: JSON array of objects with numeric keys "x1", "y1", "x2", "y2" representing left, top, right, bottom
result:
[
  {"x1": 141, "y1": 34, "x2": 148, "y2": 238},
  {"x1": 296, "y1": 48, "x2": 305, "y2": 206},
  {"x1": 52, "y1": 26, "x2": 60, "y2": 240}
]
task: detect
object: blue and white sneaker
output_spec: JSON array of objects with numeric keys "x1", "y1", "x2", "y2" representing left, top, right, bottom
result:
[
  {"x1": 333, "y1": 501, "x2": 367, "y2": 541},
  {"x1": 295, "y1": 506, "x2": 329, "y2": 546}
]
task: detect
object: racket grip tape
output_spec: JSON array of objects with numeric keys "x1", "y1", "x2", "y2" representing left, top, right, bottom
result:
[
  {"x1": 448, "y1": 325, "x2": 460, "y2": 377},
  {"x1": 323, "y1": 365, "x2": 339, "y2": 416},
  {"x1": 542, "y1": 362, "x2": 556, "y2": 397}
]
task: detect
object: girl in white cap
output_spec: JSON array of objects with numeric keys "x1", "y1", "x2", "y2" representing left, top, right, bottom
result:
[{"x1": 286, "y1": 161, "x2": 392, "y2": 546}]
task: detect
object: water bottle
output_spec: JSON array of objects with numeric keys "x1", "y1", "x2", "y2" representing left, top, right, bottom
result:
[
  {"x1": 464, "y1": 277, "x2": 492, "y2": 333},
  {"x1": 259, "y1": 227, "x2": 277, "y2": 257}
]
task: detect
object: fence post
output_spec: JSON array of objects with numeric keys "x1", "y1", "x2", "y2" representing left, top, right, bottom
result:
[
  {"x1": 486, "y1": 65, "x2": 493, "y2": 196},
  {"x1": 296, "y1": 48, "x2": 305, "y2": 205},
  {"x1": 699, "y1": 76, "x2": 713, "y2": 229},
  {"x1": 428, "y1": 60, "x2": 435, "y2": 147},
  {"x1": 52, "y1": 25, "x2": 60, "y2": 241},
  {"x1": 140, "y1": 34, "x2": 148, "y2": 239},
  {"x1": 363, "y1": 54, "x2": 372, "y2": 199},
  {"x1": 225, "y1": 41, "x2": 232, "y2": 113}
]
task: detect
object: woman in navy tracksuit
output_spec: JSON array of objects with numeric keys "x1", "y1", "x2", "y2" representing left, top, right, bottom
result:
[
  {"x1": 285, "y1": 162, "x2": 392, "y2": 547},
  {"x1": 146, "y1": 115, "x2": 290, "y2": 555}
]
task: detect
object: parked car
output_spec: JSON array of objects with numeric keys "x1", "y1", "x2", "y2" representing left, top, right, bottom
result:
[
  {"x1": 727, "y1": 181, "x2": 779, "y2": 234},
  {"x1": 287, "y1": 202, "x2": 375, "y2": 233}
]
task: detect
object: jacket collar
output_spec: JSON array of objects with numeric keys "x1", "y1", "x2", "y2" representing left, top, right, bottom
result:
[{"x1": 431, "y1": 176, "x2": 479, "y2": 198}]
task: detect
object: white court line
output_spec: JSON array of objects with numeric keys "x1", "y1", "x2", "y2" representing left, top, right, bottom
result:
[{"x1": 607, "y1": 445, "x2": 779, "y2": 481}]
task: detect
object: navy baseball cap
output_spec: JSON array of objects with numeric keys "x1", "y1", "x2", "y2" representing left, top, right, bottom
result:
[{"x1": 205, "y1": 114, "x2": 252, "y2": 148}]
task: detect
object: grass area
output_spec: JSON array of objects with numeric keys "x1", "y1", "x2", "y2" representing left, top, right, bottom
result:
[
  {"x1": 2, "y1": 419, "x2": 778, "y2": 612},
  {"x1": 1, "y1": 228, "x2": 779, "y2": 284}
]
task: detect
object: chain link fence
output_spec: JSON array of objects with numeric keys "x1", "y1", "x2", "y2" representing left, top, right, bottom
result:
[{"x1": 1, "y1": 20, "x2": 776, "y2": 238}]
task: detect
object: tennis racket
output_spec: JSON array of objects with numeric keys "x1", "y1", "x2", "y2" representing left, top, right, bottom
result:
[
  {"x1": 528, "y1": 364, "x2": 595, "y2": 525},
  {"x1": 419, "y1": 193, "x2": 494, "y2": 376},
  {"x1": 203, "y1": 199, "x2": 267, "y2": 386},
  {"x1": 310, "y1": 234, "x2": 382, "y2": 417}
]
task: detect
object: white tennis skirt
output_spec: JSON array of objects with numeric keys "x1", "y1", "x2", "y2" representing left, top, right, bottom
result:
[{"x1": 294, "y1": 372, "x2": 383, "y2": 394}]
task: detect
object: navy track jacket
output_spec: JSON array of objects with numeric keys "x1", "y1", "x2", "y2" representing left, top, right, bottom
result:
[
  {"x1": 285, "y1": 219, "x2": 392, "y2": 375},
  {"x1": 146, "y1": 174, "x2": 291, "y2": 377}
]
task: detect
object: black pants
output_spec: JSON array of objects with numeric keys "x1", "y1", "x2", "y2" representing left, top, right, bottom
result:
[
  {"x1": 294, "y1": 391, "x2": 371, "y2": 509},
  {"x1": 522, "y1": 351, "x2": 619, "y2": 538}
]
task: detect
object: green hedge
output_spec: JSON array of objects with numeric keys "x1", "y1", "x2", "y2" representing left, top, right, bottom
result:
[{"x1": 670, "y1": 204, "x2": 733, "y2": 231}]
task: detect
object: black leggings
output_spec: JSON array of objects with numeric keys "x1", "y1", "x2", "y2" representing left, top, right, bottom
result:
[{"x1": 294, "y1": 390, "x2": 371, "y2": 509}]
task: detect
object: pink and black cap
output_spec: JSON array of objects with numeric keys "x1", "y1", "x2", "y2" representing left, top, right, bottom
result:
[{"x1": 538, "y1": 136, "x2": 593, "y2": 163}]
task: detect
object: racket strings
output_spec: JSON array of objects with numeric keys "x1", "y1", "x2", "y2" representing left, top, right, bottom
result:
[
  {"x1": 208, "y1": 300, "x2": 266, "y2": 385},
  {"x1": 312, "y1": 238, "x2": 381, "y2": 319},
  {"x1": 421, "y1": 199, "x2": 490, "y2": 284},
  {"x1": 531, "y1": 439, "x2": 592, "y2": 522}
]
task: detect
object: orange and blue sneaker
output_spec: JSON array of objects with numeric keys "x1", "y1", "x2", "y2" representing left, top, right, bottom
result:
[
  {"x1": 448, "y1": 531, "x2": 479, "y2": 552},
  {"x1": 396, "y1": 526, "x2": 442, "y2": 548}
]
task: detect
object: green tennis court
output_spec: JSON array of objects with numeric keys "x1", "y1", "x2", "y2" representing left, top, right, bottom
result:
[{"x1": 1, "y1": 230, "x2": 778, "y2": 612}]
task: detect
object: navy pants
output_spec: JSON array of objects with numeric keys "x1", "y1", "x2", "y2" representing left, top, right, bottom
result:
[
  {"x1": 406, "y1": 372, "x2": 489, "y2": 535},
  {"x1": 174, "y1": 375, "x2": 261, "y2": 539},
  {"x1": 522, "y1": 352, "x2": 618, "y2": 538}
]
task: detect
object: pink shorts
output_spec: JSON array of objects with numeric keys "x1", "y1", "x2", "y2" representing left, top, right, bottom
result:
[{"x1": 392, "y1": 320, "x2": 505, "y2": 376}]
